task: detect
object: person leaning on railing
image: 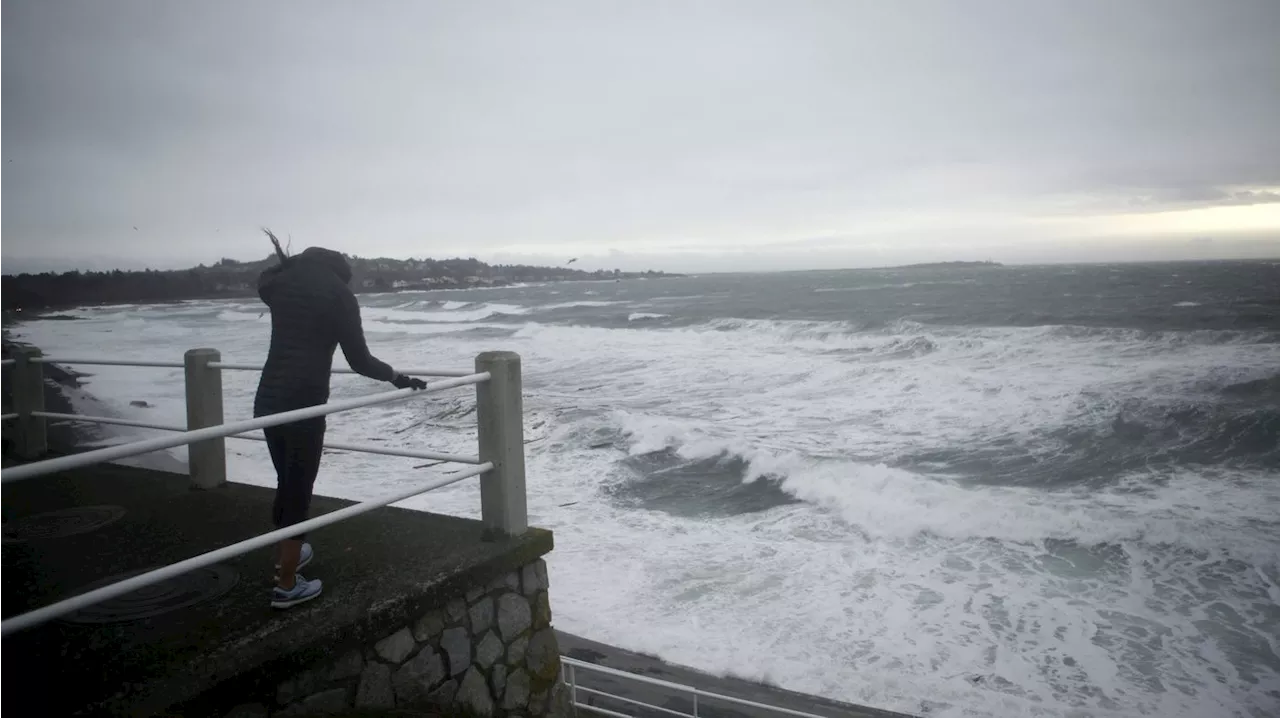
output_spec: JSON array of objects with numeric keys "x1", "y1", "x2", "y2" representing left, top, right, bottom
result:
[{"x1": 253, "y1": 231, "x2": 428, "y2": 609}]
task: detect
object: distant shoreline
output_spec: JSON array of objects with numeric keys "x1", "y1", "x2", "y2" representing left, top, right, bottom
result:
[
  {"x1": 885, "y1": 260, "x2": 1002, "y2": 269},
  {"x1": 1, "y1": 273, "x2": 685, "y2": 318}
]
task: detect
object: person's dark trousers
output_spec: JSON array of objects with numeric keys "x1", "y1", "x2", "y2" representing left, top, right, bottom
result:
[{"x1": 264, "y1": 416, "x2": 327, "y2": 541}]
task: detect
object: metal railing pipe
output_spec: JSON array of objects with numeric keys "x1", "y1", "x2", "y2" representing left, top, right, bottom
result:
[
  {"x1": 559, "y1": 658, "x2": 836, "y2": 718},
  {"x1": 229, "y1": 433, "x2": 482, "y2": 464},
  {"x1": 0, "y1": 373, "x2": 490, "y2": 483},
  {"x1": 32, "y1": 412, "x2": 183, "y2": 432},
  {"x1": 210, "y1": 362, "x2": 473, "y2": 378},
  {"x1": 0, "y1": 462, "x2": 491, "y2": 637},
  {"x1": 35, "y1": 357, "x2": 186, "y2": 369},
  {"x1": 573, "y1": 685, "x2": 694, "y2": 718},
  {"x1": 30, "y1": 412, "x2": 482, "y2": 465}
]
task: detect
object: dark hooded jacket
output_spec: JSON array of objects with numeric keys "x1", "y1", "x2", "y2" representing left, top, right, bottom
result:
[{"x1": 253, "y1": 247, "x2": 395, "y2": 417}]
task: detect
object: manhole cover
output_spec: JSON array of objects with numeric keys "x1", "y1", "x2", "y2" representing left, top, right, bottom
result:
[
  {"x1": 62, "y1": 564, "x2": 240, "y2": 624},
  {"x1": 2, "y1": 505, "x2": 127, "y2": 542}
]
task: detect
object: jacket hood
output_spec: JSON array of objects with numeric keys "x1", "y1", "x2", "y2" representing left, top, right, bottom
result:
[
  {"x1": 296, "y1": 246, "x2": 353, "y2": 284},
  {"x1": 257, "y1": 246, "x2": 353, "y2": 305}
]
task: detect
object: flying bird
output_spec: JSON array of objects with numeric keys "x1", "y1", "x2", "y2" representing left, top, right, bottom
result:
[{"x1": 566, "y1": 258, "x2": 578, "y2": 265}]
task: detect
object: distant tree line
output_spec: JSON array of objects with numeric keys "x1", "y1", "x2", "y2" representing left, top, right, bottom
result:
[{"x1": 1, "y1": 254, "x2": 674, "y2": 311}]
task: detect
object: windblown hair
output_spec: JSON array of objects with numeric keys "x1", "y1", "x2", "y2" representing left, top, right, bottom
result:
[{"x1": 263, "y1": 228, "x2": 290, "y2": 266}]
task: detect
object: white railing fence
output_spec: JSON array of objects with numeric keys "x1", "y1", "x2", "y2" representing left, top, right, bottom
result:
[
  {"x1": 563, "y1": 658, "x2": 840, "y2": 718},
  {"x1": 0, "y1": 346, "x2": 527, "y2": 637}
]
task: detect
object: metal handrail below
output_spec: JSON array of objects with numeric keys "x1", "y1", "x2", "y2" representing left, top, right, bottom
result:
[{"x1": 563, "y1": 658, "x2": 836, "y2": 718}]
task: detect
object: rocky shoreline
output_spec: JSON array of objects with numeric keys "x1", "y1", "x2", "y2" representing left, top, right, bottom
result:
[
  {"x1": 1, "y1": 334, "x2": 187, "y2": 472},
  {"x1": 2, "y1": 333, "x2": 91, "y2": 457}
]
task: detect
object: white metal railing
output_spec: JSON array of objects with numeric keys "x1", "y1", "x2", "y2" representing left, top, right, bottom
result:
[
  {"x1": 30, "y1": 356, "x2": 473, "y2": 377},
  {"x1": 209, "y1": 360, "x2": 474, "y2": 378},
  {"x1": 34, "y1": 357, "x2": 186, "y2": 369},
  {"x1": 30, "y1": 411, "x2": 483, "y2": 465},
  {"x1": 0, "y1": 374, "x2": 488, "y2": 483},
  {"x1": 0, "y1": 347, "x2": 528, "y2": 638},
  {"x1": 563, "y1": 658, "x2": 839, "y2": 718}
]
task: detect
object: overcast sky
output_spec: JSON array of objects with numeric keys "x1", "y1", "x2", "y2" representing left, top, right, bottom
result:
[{"x1": 4, "y1": 0, "x2": 1279, "y2": 274}]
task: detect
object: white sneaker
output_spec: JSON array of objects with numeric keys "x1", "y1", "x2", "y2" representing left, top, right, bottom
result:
[{"x1": 271, "y1": 574, "x2": 323, "y2": 609}]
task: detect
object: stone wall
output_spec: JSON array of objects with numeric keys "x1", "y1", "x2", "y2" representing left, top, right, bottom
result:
[{"x1": 223, "y1": 558, "x2": 571, "y2": 718}]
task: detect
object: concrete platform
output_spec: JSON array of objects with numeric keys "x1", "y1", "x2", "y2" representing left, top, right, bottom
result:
[{"x1": 1, "y1": 460, "x2": 552, "y2": 717}]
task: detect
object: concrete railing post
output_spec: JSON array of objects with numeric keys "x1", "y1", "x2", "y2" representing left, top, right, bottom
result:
[
  {"x1": 184, "y1": 348, "x2": 226, "y2": 489},
  {"x1": 11, "y1": 346, "x2": 48, "y2": 460},
  {"x1": 476, "y1": 351, "x2": 528, "y2": 537}
]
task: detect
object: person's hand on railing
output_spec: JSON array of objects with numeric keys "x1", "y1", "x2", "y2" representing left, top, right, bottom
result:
[{"x1": 392, "y1": 373, "x2": 429, "y2": 391}]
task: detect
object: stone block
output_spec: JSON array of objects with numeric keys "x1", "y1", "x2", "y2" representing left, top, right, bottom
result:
[
  {"x1": 548, "y1": 682, "x2": 575, "y2": 718},
  {"x1": 527, "y1": 628, "x2": 560, "y2": 682},
  {"x1": 393, "y1": 646, "x2": 446, "y2": 705},
  {"x1": 534, "y1": 591, "x2": 552, "y2": 629},
  {"x1": 441, "y1": 627, "x2": 472, "y2": 677},
  {"x1": 413, "y1": 608, "x2": 446, "y2": 642},
  {"x1": 446, "y1": 597, "x2": 468, "y2": 624},
  {"x1": 426, "y1": 677, "x2": 458, "y2": 706},
  {"x1": 489, "y1": 570, "x2": 520, "y2": 593},
  {"x1": 355, "y1": 662, "x2": 394, "y2": 710},
  {"x1": 521, "y1": 563, "x2": 539, "y2": 597},
  {"x1": 507, "y1": 634, "x2": 529, "y2": 667},
  {"x1": 535, "y1": 559, "x2": 549, "y2": 591},
  {"x1": 456, "y1": 667, "x2": 495, "y2": 717},
  {"x1": 491, "y1": 664, "x2": 508, "y2": 700},
  {"x1": 469, "y1": 595, "x2": 495, "y2": 635},
  {"x1": 475, "y1": 630, "x2": 504, "y2": 669},
  {"x1": 466, "y1": 585, "x2": 484, "y2": 603},
  {"x1": 529, "y1": 689, "x2": 548, "y2": 717},
  {"x1": 375, "y1": 626, "x2": 416, "y2": 664},
  {"x1": 328, "y1": 649, "x2": 363, "y2": 681},
  {"x1": 502, "y1": 668, "x2": 531, "y2": 711},
  {"x1": 497, "y1": 592, "x2": 532, "y2": 642}
]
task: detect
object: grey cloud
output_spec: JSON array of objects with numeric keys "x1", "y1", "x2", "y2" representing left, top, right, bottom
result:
[
  {"x1": 3, "y1": 0, "x2": 1279, "y2": 271},
  {"x1": 1125, "y1": 188, "x2": 1280, "y2": 209}
]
